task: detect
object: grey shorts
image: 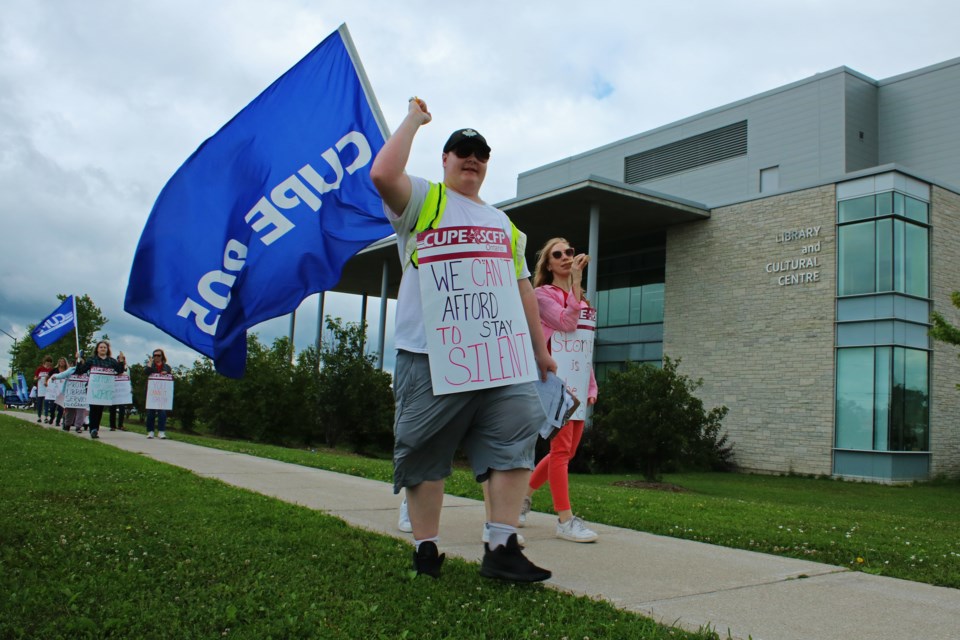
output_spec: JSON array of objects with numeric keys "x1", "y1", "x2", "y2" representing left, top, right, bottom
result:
[{"x1": 392, "y1": 351, "x2": 543, "y2": 493}]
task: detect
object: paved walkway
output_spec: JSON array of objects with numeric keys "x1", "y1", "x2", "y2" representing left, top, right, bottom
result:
[{"x1": 7, "y1": 410, "x2": 959, "y2": 640}]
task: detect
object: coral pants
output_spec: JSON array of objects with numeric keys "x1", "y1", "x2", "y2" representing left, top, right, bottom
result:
[{"x1": 528, "y1": 420, "x2": 584, "y2": 513}]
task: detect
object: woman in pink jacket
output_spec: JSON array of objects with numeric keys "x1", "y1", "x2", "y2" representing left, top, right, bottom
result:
[{"x1": 521, "y1": 237, "x2": 600, "y2": 543}]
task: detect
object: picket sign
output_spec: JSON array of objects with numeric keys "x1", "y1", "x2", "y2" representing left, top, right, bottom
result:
[
  {"x1": 37, "y1": 372, "x2": 48, "y2": 398},
  {"x1": 63, "y1": 375, "x2": 89, "y2": 409},
  {"x1": 417, "y1": 225, "x2": 536, "y2": 395},
  {"x1": 47, "y1": 377, "x2": 66, "y2": 407},
  {"x1": 87, "y1": 367, "x2": 116, "y2": 406},
  {"x1": 549, "y1": 306, "x2": 596, "y2": 421},
  {"x1": 146, "y1": 374, "x2": 174, "y2": 410},
  {"x1": 114, "y1": 374, "x2": 133, "y2": 405}
]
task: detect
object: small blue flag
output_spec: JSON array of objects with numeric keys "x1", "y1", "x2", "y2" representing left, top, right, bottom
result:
[
  {"x1": 124, "y1": 24, "x2": 392, "y2": 377},
  {"x1": 18, "y1": 374, "x2": 29, "y2": 402},
  {"x1": 30, "y1": 296, "x2": 76, "y2": 349}
]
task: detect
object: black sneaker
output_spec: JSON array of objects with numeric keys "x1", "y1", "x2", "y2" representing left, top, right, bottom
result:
[
  {"x1": 480, "y1": 534, "x2": 552, "y2": 582},
  {"x1": 412, "y1": 541, "x2": 445, "y2": 578}
]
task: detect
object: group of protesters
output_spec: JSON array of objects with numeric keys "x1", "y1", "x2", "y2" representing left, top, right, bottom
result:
[{"x1": 31, "y1": 343, "x2": 173, "y2": 440}]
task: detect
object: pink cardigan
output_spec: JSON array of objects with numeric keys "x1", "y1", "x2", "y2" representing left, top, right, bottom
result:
[{"x1": 535, "y1": 284, "x2": 598, "y2": 400}]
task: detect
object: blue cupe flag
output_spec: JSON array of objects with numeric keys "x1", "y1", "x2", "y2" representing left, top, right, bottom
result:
[
  {"x1": 124, "y1": 24, "x2": 392, "y2": 377},
  {"x1": 31, "y1": 296, "x2": 76, "y2": 349}
]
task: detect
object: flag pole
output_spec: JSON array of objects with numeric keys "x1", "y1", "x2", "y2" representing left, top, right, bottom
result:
[
  {"x1": 72, "y1": 295, "x2": 80, "y2": 359},
  {"x1": 337, "y1": 23, "x2": 391, "y2": 140}
]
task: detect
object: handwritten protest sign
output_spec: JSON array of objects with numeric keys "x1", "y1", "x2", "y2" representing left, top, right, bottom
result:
[
  {"x1": 63, "y1": 375, "x2": 89, "y2": 409},
  {"x1": 550, "y1": 306, "x2": 596, "y2": 421},
  {"x1": 47, "y1": 377, "x2": 65, "y2": 406},
  {"x1": 146, "y1": 374, "x2": 174, "y2": 410},
  {"x1": 87, "y1": 367, "x2": 116, "y2": 405},
  {"x1": 114, "y1": 374, "x2": 132, "y2": 405},
  {"x1": 418, "y1": 225, "x2": 536, "y2": 395}
]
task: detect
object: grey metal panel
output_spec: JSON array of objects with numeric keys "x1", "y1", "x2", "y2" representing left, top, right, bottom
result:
[
  {"x1": 517, "y1": 72, "x2": 851, "y2": 207},
  {"x1": 833, "y1": 450, "x2": 930, "y2": 480},
  {"x1": 879, "y1": 60, "x2": 960, "y2": 186},
  {"x1": 844, "y1": 75, "x2": 879, "y2": 172}
]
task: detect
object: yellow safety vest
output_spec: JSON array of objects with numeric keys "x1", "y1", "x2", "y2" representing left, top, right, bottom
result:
[{"x1": 405, "y1": 182, "x2": 525, "y2": 278}]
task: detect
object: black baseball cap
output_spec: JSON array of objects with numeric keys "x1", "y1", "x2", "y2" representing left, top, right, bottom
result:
[{"x1": 443, "y1": 128, "x2": 491, "y2": 154}]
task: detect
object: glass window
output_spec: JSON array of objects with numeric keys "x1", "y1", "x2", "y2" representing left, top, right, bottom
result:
[
  {"x1": 838, "y1": 222, "x2": 875, "y2": 295},
  {"x1": 838, "y1": 195, "x2": 875, "y2": 223},
  {"x1": 873, "y1": 347, "x2": 891, "y2": 451},
  {"x1": 606, "y1": 287, "x2": 630, "y2": 326},
  {"x1": 629, "y1": 286, "x2": 643, "y2": 324},
  {"x1": 875, "y1": 191, "x2": 893, "y2": 216},
  {"x1": 836, "y1": 348, "x2": 875, "y2": 449},
  {"x1": 904, "y1": 224, "x2": 929, "y2": 297},
  {"x1": 595, "y1": 290, "x2": 608, "y2": 328},
  {"x1": 891, "y1": 349, "x2": 929, "y2": 451},
  {"x1": 904, "y1": 195, "x2": 929, "y2": 224},
  {"x1": 640, "y1": 283, "x2": 664, "y2": 323},
  {"x1": 836, "y1": 346, "x2": 929, "y2": 453},
  {"x1": 876, "y1": 219, "x2": 892, "y2": 293}
]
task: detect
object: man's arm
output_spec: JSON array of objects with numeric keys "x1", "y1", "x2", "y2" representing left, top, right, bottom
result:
[
  {"x1": 519, "y1": 278, "x2": 557, "y2": 381},
  {"x1": 370, "y1": 98, "x2": 432, "y2": 214}
]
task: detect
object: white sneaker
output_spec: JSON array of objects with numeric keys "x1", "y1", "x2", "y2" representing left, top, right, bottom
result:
[
  {"x1": 556, "y1": 516, "x2": 598, "y2": 543},
  {"x1": 397, "y1": 498, "x2": 412, "y2": 533},
  {"x1": 159, "y1": 432, "x2": 167, "y2": 439},
  {"x1": 482, "y1": 523, "x2": 524, "y2": 547},
  {"x1": 147, "y1": 431, "x2": 154, "y2": 439},
  {"x1": 518, "y1": 496, "x2": 532, "y2": 527}
]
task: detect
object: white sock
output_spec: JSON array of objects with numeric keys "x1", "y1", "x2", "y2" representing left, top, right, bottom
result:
[
  {"x1": 486, "y1": 522, "x2": 516, "y2": 549},
  {"x1": 415, "y1": 536, "x2": 439, "y2": 551}
]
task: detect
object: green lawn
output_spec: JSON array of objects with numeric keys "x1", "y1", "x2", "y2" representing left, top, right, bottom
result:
[
  {"x1": 157, "y1": 420, "x2": 960, "y2": 589},
  {"x1": 0, "y1": 416, "x2": 721, "y2": 639}
]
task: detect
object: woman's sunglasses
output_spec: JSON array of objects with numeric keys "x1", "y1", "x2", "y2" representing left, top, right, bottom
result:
[
  {"x1": 451, "y1": 146, "x2": 490, "y2": 162},
  {"x1": 551, "y1": 248, "x2": 576, "y2": 260}
]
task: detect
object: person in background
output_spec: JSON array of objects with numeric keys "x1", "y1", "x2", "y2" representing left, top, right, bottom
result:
[
  {"x1": 109, "y1": 353, "x2": 128, "y2": 431},
  {"x1": 33, "y1": 356, "x2": 53, "y2": 423},
  {"x1": 521, "y1": 237, "x2": 600, "y2": 543},
  {"x1": 74, "y1": 341, "x2": 124, "y2": 440},
  {"x1": 50, "y1": 357, "x2": 69, "y2": 427},
  {"x1": 51, "y1": 359, "x2": 82, "y2": 432},
  {"x1": 145, "y1": 348, "x2": 172, "y2": 439}
]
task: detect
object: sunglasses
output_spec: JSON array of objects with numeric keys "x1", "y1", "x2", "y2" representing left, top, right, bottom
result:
[
  {"x1": 153, "y1": 353, "x2": 163, "y2": 358},
  {"x1": 551, "y1": 247, "x2": 576, "y2": 260},
  {"x1": 451, "y1": 146, "x2": 490, "y2": 162}
]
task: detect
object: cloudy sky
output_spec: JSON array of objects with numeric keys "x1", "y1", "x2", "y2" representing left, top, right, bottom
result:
[{"x1": 2, "y1": 0, "x2": 958, "y2": 375}]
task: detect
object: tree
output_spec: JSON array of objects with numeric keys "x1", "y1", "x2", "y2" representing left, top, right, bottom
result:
[
  {"x1": 591, "y1": 356, "x2": 732, "y2": 481},
  {"x1": 316, "y1": 316, "x2": 393, "y2": 453},
  {"x1": 9, "y1": 294, "x2": 109, "y2": 376}
]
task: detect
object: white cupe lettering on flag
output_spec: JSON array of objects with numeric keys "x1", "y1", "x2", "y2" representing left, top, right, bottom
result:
[
  {"x1": 86, "y1": 367, "x2": 116, "y2": 406},
  {"x1": 549, "y1": 306, "x2": 596, "y2": 421},
  {"x1": 418, "y1": 225, "x2": 536, "y2": 395},
  {"x1": 64, "y1": 375, "x2": 89, "y2": 409},
  {"x1": 146, "y1": 374, "x2": 174, "y2": 411},
  {"x1": 114, "y1": 374, "x2": 133, "y2": 405}
]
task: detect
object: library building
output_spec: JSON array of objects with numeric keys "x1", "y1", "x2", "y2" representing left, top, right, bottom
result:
[{"x1": 340, "y1": 57, "x2": 960, "y2": 482}]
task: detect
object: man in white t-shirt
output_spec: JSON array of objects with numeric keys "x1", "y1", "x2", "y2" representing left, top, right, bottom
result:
[{"x1": 371, "y1": 97, "x2": 556, "y2": 582}]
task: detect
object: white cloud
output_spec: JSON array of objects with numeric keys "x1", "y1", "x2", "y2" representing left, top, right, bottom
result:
[{"x1": 2, "y1": 0, "x2": 958, "y2": 375}]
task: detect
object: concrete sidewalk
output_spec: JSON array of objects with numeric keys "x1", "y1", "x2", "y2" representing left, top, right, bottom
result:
[{"x1": 8, "y1": 411, "x2": 959, "y2": 640}]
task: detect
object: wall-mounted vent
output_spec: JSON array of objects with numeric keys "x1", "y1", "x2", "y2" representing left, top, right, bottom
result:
[{"x1": 624, "y1": 120, "x2": 748, "y2": 184}]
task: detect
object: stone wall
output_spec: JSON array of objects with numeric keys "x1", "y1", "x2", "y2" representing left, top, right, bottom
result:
[
  {"x1": 929, "y1": 186, "x2": 960, "y2": 477},
  {"x1": 664, "y1": 186, "x2": 836, "y2": 475}
]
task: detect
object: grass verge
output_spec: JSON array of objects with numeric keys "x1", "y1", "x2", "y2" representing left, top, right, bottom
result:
[
  {"x1": 128, "y1": 417, "x2": 960, "y2": 589},
  {"x1": 0, "y1": 415, "x2": 719, "y2": 639}
]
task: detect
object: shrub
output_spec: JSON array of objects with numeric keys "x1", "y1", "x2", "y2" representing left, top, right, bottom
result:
[{"x1": 590, "y1": 356, "x2": 732, "y2": 480}]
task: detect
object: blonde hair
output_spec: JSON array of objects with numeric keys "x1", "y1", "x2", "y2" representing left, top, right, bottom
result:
[{"x1": 533, "y1": 237, "x2": 569, "y2": 289}]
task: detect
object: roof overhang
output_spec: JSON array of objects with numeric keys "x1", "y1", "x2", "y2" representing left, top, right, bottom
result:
[{"x1": 334, "y1": 175, "x2": 710, "y2": 299}]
